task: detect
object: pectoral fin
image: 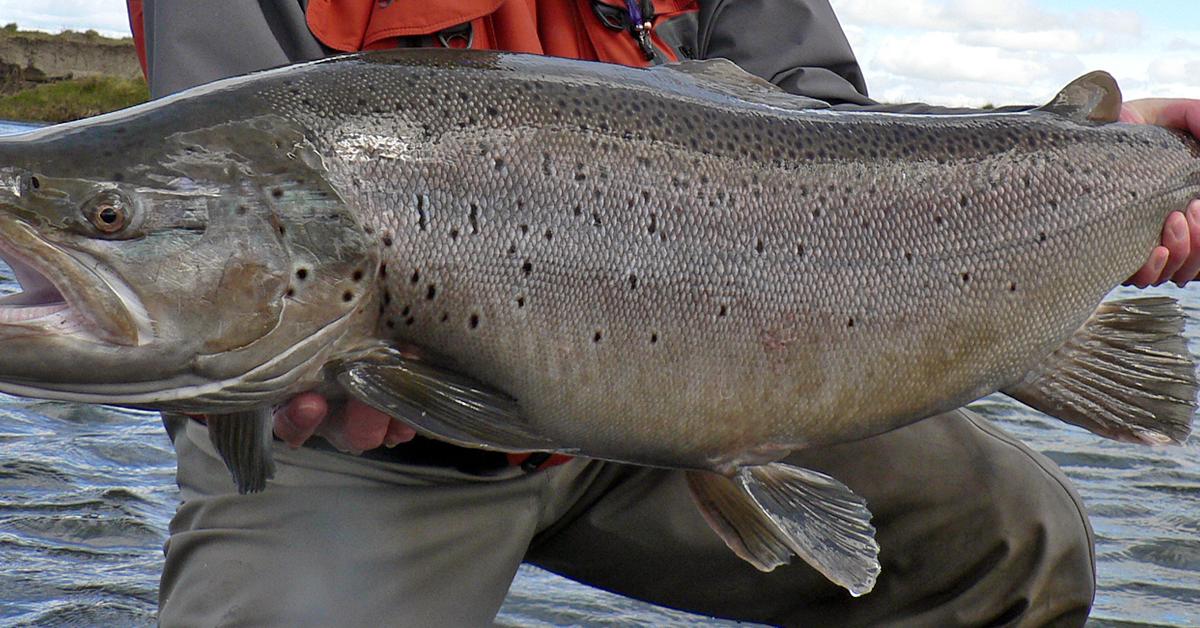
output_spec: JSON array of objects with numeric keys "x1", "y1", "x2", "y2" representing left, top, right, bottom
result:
[
  {"x1": 1003, "y1": 297, "x2": 1197, "y2": 444},
  {"x1": 335, "y1": 347, "x2": 562, "y2": 453},
  {"x1": 686, "y1": 463, "x2": 880, "y2": 597},
  {"x1": 206, "y1": 408, "x2": 276, "y2": 494}
]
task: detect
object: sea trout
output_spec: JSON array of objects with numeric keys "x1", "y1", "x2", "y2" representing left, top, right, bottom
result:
[{"x1": 0, "y1": 50, "x2": 1196, "y2": 595}]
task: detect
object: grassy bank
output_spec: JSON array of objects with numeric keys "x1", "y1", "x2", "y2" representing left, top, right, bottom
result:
[{"x1": 0, "y1": 76, "x2": 148, "y2": 123}]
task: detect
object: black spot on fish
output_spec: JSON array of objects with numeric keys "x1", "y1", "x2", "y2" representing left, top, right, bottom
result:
[{"x1": 416, "y1": 194, "x2": 429, "y2": 231}]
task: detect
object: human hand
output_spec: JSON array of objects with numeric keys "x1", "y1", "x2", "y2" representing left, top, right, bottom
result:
[
  {"x1": 273, "y1": 392, "x2": 416, "y2": 453},
  {"x1": 1121, "y1": 98, "x2": 1200, "y2": 287}
]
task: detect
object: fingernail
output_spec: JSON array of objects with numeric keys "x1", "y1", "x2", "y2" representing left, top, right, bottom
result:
[{"x1": 1172, "y1": 219, "x2": 1188, "y2": 241}]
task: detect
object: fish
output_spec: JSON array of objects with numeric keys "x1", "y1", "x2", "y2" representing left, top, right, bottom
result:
[{"x1": 0, "y1": 49, "x2": 1196, "y2": 596}]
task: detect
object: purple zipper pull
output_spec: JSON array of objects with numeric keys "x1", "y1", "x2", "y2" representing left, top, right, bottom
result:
[{"x1": 625, "y1": 0, "x2": 656, "y2": 60}]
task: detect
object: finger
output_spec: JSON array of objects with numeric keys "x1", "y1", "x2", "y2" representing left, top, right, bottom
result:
[
  {"x1": 1156, "y1": 211, "x2": 1190, "y2": 284},
  {"x1": 340, "y1": 399, "x2": 392, "y2": 451},
  {"x1": 1171, "y1": 200, "x2": 1200, "y2": 285},
  {"x1": 384, "y1": 419, "x2": 417, "y2": 447},
  {"x1": 273, "y1": 392, "x2": 328, "y2": 448},
  {"x1": 1126, "y1": 246, "x2": 1169, "y2": 288}
]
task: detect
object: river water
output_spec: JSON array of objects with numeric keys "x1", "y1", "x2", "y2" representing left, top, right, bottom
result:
[{"x1": 0, "y1": 120, "x2": 1197, "y2": 626}]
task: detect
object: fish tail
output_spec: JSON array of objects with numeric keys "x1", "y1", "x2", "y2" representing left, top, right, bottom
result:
[{"x1": 1004, "y1": 296, "x2": 1197, "y2": 444}]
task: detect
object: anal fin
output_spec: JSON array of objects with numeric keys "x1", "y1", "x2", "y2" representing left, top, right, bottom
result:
[
  {"x1": 207, "y1": 408, "x2": 276, "y2": 494},
  {"x1": 687, "y1": 463, "x2": 880, "y2": 597},
  {"x1": 1004, "y1": 296, "x2": 1197, "y2": 444},
  {"x1": 335, "y1": 347, "x2": 563, "y2": 453}
]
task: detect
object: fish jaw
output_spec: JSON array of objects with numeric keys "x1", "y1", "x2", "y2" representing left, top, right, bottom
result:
[{"x1": 0, "y1": 214, "x2": 148, "y2": 346}]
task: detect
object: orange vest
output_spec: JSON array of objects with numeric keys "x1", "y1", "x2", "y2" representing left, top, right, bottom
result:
[{"x1": 127, "y1": 0, "x2": 698, "y2": 76}]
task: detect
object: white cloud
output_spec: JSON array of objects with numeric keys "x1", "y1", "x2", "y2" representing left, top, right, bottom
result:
[
  {"x1": 0, "y1": 1, "x2": 131, "y2": 37},
  {"x1": 959, "y1": 29, "x2": 1108, "y2": 54},
  {"x1": 831, "y1": 0, "x2": 1194, "y2": 107},
  {"x1": 832, "y1": 0, "x2": 1059, "y2": 31},
  {"x1": 872, "y1": 31, "x2": 1084, "y2": 88},
  {"x1": 1167, "y1": 37, "x2": 1200, "y2": 51}
]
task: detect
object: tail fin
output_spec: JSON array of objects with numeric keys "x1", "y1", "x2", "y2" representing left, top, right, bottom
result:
[{"x1": 1003, "y1": 296, "x2": 1197, "y2": 444}]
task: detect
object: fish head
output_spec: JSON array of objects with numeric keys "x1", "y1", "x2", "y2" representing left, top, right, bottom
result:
[{"x1": 0, "y1": 108, "x2": 379, "y2": 411}]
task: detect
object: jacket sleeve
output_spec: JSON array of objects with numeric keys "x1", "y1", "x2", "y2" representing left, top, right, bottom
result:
[{"x1": 695, "y1": 0, "x2": 1030, "y2": 114}]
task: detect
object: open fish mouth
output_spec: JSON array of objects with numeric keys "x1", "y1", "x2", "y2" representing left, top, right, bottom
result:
[{"x1": 0, "y1": 216, "x2": 148, "y2": 345}]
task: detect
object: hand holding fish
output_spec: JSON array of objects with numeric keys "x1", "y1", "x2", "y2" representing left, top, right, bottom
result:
[
  {"x1": 274, "y1": 392, "x2": 415, "y2": 451},
  {"x1": 1123, "y1": 98, "x2": 1200, "y2": 287}
]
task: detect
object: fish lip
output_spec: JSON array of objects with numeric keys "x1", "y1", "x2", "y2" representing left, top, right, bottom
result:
[{"x1": 0, "y1": 215, "x2": 146, "y2": 345}]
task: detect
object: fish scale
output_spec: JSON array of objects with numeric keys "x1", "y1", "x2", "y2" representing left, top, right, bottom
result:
[{"x1": 0, "y1": 50, "x2": 1196, "y2": 594}]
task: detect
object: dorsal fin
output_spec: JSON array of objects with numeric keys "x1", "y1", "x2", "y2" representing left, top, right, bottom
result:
[
  {"x1": 657, "y1": 58, "x2": 830, "y2": 112},
  {"x1": 1036, "y1": 70, "x2": 1122, "y2": 123}
]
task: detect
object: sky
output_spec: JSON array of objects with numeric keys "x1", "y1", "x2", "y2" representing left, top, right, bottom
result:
[{"x1": 0, "y1": 0, "x2": 1196, "y2": 107}]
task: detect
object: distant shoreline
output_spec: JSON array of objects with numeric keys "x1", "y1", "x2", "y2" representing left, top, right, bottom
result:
[{"x1": 0, "y1": 24, "x2": 148, "y2": 123}]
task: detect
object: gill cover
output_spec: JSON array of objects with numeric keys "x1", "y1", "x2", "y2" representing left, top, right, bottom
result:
[{"x1": 158, "y1": 114, "x2": 380, "y2": 388}]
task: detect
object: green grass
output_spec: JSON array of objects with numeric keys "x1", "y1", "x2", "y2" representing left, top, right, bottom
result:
[
  {"x1": 1, "y1": 22, "x2": 134, "y2": 45},
  {"x1": 0, "y1": 76, "x2": 149, "y2": 123}
]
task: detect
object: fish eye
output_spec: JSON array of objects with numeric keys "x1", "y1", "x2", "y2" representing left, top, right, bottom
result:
[{"x1": 84, "y1": 192, "x2": 130, "y2": 234}]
